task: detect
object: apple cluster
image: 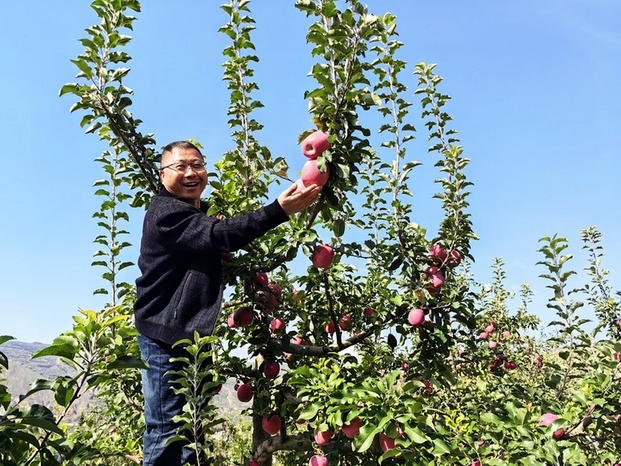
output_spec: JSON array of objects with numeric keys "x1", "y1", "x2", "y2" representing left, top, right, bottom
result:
[
  {"x1": 306, "y1": 417, "x2": 364, "y2": 465},
  {"x1": 310, "y1": 415, "x2": 407, "y2": 461},
  {"x1": 405, "y1": 244, "x2": 462, "y2": 328},
  {"x1": 479, "y1": 321, "x2": 517, "y2": 371},
  {"x1": 323, "y1": 315, "x2": 353, "y2": 335},
  {"x1": 429, "y1": 243, "x2": 462, "y2": 268},
  {"x1": 298, "y1": 131, "x2": 331, "y2": 188},
  {"x1": 422, "y1": 244, "x2": 461, "y2": 296},
  {"x1": 227, "y1": 272, "x2": 285, "y2": 330},
  {"x1": 227, "y1": 272, "x2": 289, "y2": 404},
  {"x1": 299, "y1": 133, "x2": 337, "y2": 270}
]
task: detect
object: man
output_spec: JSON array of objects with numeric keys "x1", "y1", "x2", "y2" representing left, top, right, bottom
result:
[{"x1": 133, "y1": 140, "x2": 321, "y2": 465}]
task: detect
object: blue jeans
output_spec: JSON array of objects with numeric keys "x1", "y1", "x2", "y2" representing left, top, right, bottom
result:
[{"x1": 138, "y1": 334, "x2": 205, "y2": 466}]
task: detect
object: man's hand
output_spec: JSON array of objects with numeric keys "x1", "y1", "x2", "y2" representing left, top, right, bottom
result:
[{"x1": 277, "y1": 183, "x2": 321, "y2": 216}]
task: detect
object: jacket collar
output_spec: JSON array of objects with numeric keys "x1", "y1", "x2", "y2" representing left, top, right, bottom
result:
[{"x1": 158, "y1": 186, "x2": 208, "y2": 214}]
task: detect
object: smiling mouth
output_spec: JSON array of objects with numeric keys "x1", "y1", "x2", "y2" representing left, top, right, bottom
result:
[{"x1": 183, "y1": 182, "x2": 200, "y2": 188}]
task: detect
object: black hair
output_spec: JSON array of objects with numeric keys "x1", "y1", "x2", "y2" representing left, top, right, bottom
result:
[{"x1": 161, "y1": 141, "x2": 203, "y2": 165}]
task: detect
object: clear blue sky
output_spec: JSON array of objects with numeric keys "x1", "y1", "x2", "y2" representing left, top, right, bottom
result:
[{"x1": 1, "y1": 1, "x2": 620, "y2": 343}]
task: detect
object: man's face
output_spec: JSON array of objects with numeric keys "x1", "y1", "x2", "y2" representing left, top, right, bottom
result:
[{"x1": 159, "y1": 146, "x2": 207, "y2": 207}]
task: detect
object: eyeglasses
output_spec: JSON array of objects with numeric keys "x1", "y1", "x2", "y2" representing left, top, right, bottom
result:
[{"x1": 161, "y1": 162, "x2": 207, "y2": 174}]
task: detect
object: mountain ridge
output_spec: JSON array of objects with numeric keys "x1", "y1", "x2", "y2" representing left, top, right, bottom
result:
[{"x1": 1, "y1": 340, "x2": 246, "y2": 424}]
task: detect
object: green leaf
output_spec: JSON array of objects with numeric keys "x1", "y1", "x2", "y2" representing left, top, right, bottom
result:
[
  {"x1": 432, "y1": 438, "x2": 451, "y2": 454},
  {"x1": 59, "y1": 83, "x2": 80, "y2": 96},
  {"x1": 6, "y1": 429, "x2": 40, "y2": 449},
  {"x1": 0, "y1": 335, "x2": 15, "y2": 346},
  {"x1": 70, "y1": 58, "x2": 94, "y2": 79},
  {"x1": 107, "y1": 355, "x2": 149, "y2": 370},
  {"x1": 298, "y1": 403, "x2": 320, "y2": 420},
  {"x1": 357, "y1": 424, "x2": 382, "y2": 453},
  {"x1": 480, "y1": 412, "x2": 502, "y2": 425},
  {"x1": 20, "y1": 416, "x2": 64, "y2": 436},
  {"x1": 18, "y1": 379, "x2": 53, "y2": 402},
  {"x1": 402, "y1": 424, "x2": 427, "y2": 444},
  {"x1": 333, "y1": 219, "x2": 345, "y2": 237},
  {"x1": 32, "y1": 336, "x2": 78, "y2": 360}
]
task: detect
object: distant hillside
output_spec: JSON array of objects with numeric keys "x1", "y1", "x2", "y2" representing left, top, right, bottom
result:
[
  {"x1": 1, "y1": 340, "x2": 246, "y2": 424},
  {"x1": 1, "y1": 340, "x2": 95, "y2": 423}
]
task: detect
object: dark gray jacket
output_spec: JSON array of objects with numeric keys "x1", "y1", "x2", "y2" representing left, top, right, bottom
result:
[{"x1": 134, "y1": 188, "x2": 288, "y2": 345}]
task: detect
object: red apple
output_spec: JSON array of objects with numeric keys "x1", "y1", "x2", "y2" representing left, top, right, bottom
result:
[
  {"x1": 429, "y1": 244, "x2": 447, "y2": 264},
  {"x1": 504, "y1": 361, "x2": 516, "y2": 370},
  {"x1": 292, "y1": 335, "x2": 307, "y2": 346},
  {"x1": 314, "y1": 428, "x2": 334, "y2": 445},
  {"x1": 480, "y1": 331, "x2": 489, "y2": 339},
  {"x1": 301, "y1": 131, "x2": 330, "y2": 159},
  {"x1": 408, "y1": 308, "x2": 425, "y2": 326},
  {"x1": 252, "y1": 272, "x2": 269, "y2": 288},
  {"x1": 553, "y1": 428, "x2": 565, "y2": 439},
  {"x1": 488, "y1": 341, "x2": 497, "y2": 349},
  {"x1": 423, "y1": 379, "x2": 433, "y2": 394},
  {"x1": 312, "y1": 244, "x2": 335, "y2": 268},
  {"x1": 364, "y1": 307, "x2": 374, "y2": 316},
  {"x1": 501, "y1": 330, "x2": 511, "y2": 339},
  {"x1": 471, "y1": 462, "x2": 481, "y2": 466},
  {"x1": 485, "y1": 323, "x2": 495, "y2": 333},
  {"x1": 262, "y1": 414, "x2": 282, "y2": 435},
  {"x1": 293, "y1": 289, "x2": 304, "y2": 302},
  {"x1": 248, "y1": 462, "x2": 260, "y2": 466},
  {"x1": 220, "y1": 252, "x2": 235, "y2": 261},
  {"x1": 233, "y1": 306, "x2": 253, "y2": 327},
  {"x1": 267, "y1": 283, "x2": 281, "y2": 298},
  {"x1": 301, "y1": 159, "x2": 330, "y2": 187},
  {"x1": 341, "y1": 417, "x2": 362, "y2": 439},
  {"x1": 424, "y1": 267, "x2": 445, "y2": 292},
  {"x1": 539, "y1": 413, "x2": 559, "y2": 427},
  {"x1": 429, "y1": 272, "x2": 445, "y2": 289},
  {"x1": 309, "y1": 455, "x2": 329, "y2": 466},
  {"x1": 293, "y1": 178, "x2": 306, "y2": 194},
  {"x1": 237, "y1": 383, "x2": 254, "y2": 402},
  {"x1": 324, "y1": 320, "x2": 336, "y2": 334},
  {"x1": 285, "y1": 335, "x2": 306, "y2": 359},
  {"x1": 269, "y1": 318, "x2": 285, "y2": 333},
  {"x1": 339, "y1": 315, "x2": 352, "y2": 331},
  {"x1": 447, "y1": 249, "x2": 462, "y2": 267},
  {"x1": 227, "y1": 313, "x2": 237, "y2": 328},
  {"x1": 263, "y1": 293, "x2": 279, "y2": 311},
  {"x1": 264, "y1": 361, "x2": 280, "y2": 379},
  {"x1": 379, "y1": 433, "x2": 395, "y2": 452}
]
